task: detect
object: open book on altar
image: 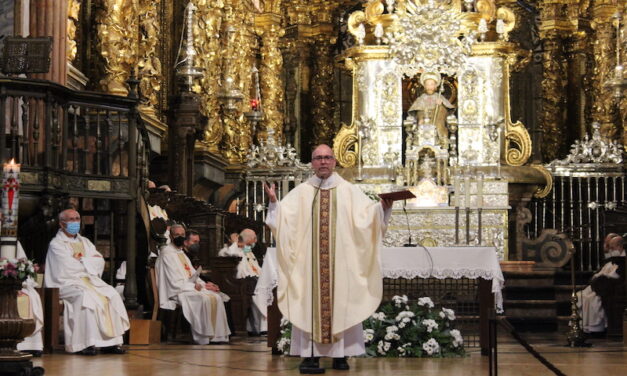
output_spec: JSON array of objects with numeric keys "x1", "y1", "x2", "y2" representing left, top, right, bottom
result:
[{"x1": 378, "y1": 190, "x2": 416, "y2": 201}]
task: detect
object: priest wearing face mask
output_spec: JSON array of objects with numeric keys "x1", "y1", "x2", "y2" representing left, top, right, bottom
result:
[
  {"x1": 155, "y1": 224, "x2": 231, "y2": 344},
  {"x1": 44, "y1": 209, "x2": 130, "y2": 355}
]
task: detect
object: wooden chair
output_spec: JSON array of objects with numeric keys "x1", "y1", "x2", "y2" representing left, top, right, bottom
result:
[{"x1": 146, "y1": 261, "x2": 184, "y2": 342}]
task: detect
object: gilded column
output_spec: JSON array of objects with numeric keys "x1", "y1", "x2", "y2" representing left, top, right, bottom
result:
[
  {"x1": 311, "y1": 36, "x2": 337, "y2": 147},
  {"x1": 590, "y1": 1, "x2": 619, "y2": 139},
  {"x1": 219, "y1": 0, "x2": 256, "y2": 164},
  {"x1": 195, "y1": 0, "x2": 224, "y2": 154},
  {"x1": 67, "y1": 0, "x2": 81, "y2": 64},
  {"x1": 97, "y1": 0, "x2": 138, "y2": 95},
  {"x1": 137, "y1": 0, "x2": 163, "y2": 116},
  {"x1": 256, "y1": 15, "x2": 286, "y2": 143},
  {"x1": 538, "y1": 0, "x2": 577, "y2": 161},
  {"x1": 29, "y1": 0, "x2": 68, "y2": 84}
]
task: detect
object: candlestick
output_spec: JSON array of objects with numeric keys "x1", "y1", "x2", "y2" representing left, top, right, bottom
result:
[
  {"x1": 1, "y1": 159, "x2": 20, "y2": 259},
  {"x1": 252, "y1": 65, "x2": 261, "y2": 110},
  {"x1": 453, "y1": 175, "x2": 461, "y2": 207},
  {"x1": 464, "y1": 175, "x2": 471, "y2": 208},
  {"x1": 477, "y1": 173, "x2": 484, "y2": 208}
]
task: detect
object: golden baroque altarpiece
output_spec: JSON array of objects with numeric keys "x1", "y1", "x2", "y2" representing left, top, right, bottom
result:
[{"x1": 64, "y1": 0, "x2": 624, "y2": 257}]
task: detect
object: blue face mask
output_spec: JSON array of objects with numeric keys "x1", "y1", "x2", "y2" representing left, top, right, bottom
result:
[
  {"x1": 65, "y1": 221, "x2": 81, "y2": 235},
  {"x1": 243, "y1": 245, "x2": 252, "y2": 253}
]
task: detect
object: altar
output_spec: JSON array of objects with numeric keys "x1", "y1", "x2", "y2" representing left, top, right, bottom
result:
[{"x1": 254, "y1": 246, "x2": 504, "y2": 354}]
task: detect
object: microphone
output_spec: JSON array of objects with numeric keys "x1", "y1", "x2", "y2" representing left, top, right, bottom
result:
[{"x1": 402, "y1": 200, "x2": 416, "y2": 247}]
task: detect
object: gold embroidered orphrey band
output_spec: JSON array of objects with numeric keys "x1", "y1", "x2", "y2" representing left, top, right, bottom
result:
[{"x1": 314, "y1": 188, "x2": 336, "y2": 344}]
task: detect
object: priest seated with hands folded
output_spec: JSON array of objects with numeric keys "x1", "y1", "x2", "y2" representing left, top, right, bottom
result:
[
  {"x1": 44, "y1": 209, "x2": 129, "y2": 355},
  {"x1": 155, "y1": 224, "x2": 231, "y2": 344}
]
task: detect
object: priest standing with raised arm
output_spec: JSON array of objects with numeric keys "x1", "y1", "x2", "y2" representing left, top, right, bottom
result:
[{"x1": 264, "y1": 144, "x2": 393, "y2": 373}]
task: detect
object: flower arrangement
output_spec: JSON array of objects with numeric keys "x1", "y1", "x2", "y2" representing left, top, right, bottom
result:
[
  {"x1": 363, "y1": 295, "x2": 465, "y2": 357},
  {"x1": 277, "y1": 317, "x2": 292, "y2": 354},
  {"x1": 276, "y1": 295, "x2": 465, "y2": 358},
  {"x1": 0, "y1": 257, "x2": 37, "y2": 281}
]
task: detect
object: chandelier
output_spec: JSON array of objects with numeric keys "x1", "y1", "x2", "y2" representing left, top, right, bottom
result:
[{"x1": 386, "y1": 0, "x2": 476, "y2": 77}]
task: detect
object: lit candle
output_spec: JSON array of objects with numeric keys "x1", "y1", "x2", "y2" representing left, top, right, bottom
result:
[{"x1": 1, "y1": 159, "x2": 20, "y2": 259}]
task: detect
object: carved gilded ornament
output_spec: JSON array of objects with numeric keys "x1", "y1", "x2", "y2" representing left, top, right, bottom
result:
[
  {"x1": 333, "y1": 122, "x2": 359, "y2": 168},
  {"x1": 311, "y1": 39, "x2": 337, "y2": 147},
  {"x1": 195, "y1": 0, "x2": 224, "y2": 153},
  {"x1": 67, "y1": 0, "x2": 81, "y2": 63},
  {"x1": 257, "y1": 22, "x2": 286, "y2": 143},
  {"x1": 591, "y1": 20, "x2": 619, "y2": 139},
  {"x1": 137, "y1": 0, "x2": 163, "y2": 114},
  {"x1": 97, "y1": 0, "x2": 138, "y2": 95}
]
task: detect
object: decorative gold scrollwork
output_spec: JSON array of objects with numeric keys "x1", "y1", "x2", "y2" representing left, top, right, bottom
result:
[
  {"x1": 505, "y1": 120, "x2": 532, "y2": 166},
  {"x1": 333, "y1": 122, "x2": 358, "y2": 168},
  {"x1": 530, "y1": 164, "x2": 553, "y2": 199}
]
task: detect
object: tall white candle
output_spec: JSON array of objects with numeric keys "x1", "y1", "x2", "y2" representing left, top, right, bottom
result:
[
  {"x1": 1, "y1": 159, "x2": 20, "y2": 259},
  {"x1": 478, "y1": 173, "x2": 484, "y2": 208},
  {"x1": 464, "y1": 175, "x2": 471, "y2": 208},
  {"x1": 453, "y1": 175, "x2": 461, "y2": 207}
]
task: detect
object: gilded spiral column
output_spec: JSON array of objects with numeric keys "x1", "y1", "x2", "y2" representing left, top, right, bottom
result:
[
  {"x1": 256, "y1": 18, "x2": 286, "y2": 143},
  {"x1": 539, "y1": 32, "x2": 568, "y2": 161},
  {"x1": 195, "y1": 0, "x2": 224, "y2": 153},
  {"x1": 137, "y1": 0, "x2": 163, "y2": 115},
  {"x1": 590, "y1": 2, "x2": 619, "y2": 139},
  {"x1": 67, "y1": 0, "x2": 81, "y2": 64},
  {"x1": 219, "y1": 0, "x2": 256, "y2": 164},
  {"x1": 97, "y1": 0, "x2": 138, "y2": 95},
  {"x1": 311, "y1": 36, "x2": 337, "y2": 147}
]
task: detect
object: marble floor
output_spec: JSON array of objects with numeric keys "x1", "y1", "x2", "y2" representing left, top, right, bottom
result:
[{"x1": 30, "y1": 334, "x2": 627, "y2": 376}]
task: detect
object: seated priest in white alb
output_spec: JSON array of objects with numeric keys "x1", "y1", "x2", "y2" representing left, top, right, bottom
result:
[
  {"x1": 237, "y1": 229, "x2": 262, "y2": 279},
  {"x1": 44, "y1": 209, "x2": 129, "y2": 355},
  {"x1": 155, "y1": 224, "x2": 230, "y2": 344},
  {"x1": 577, "y1": 233, "x2": 623, "y2": 333},
  {"x1": 218, "y1": 232, "x2": 241, "y2": 257},
  {"x1": 238, "y1": 228, "x2": 266, "y2": 335},
  {"x1": 16, "y1": 242, "x2": 44, "y2": 356}
]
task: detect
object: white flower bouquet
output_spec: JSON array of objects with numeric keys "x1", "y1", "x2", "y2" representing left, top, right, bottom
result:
[
  {"x1": 276, "y1": 295, "x2": 465, "y2": 358},
  {"x1": 362, "y1": 295, "x2": 465, "y2": 357}
]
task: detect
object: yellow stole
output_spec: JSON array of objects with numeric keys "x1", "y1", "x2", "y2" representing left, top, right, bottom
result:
[{"x1": 70, "y1": 240, "x2": 115, "y2": 337}]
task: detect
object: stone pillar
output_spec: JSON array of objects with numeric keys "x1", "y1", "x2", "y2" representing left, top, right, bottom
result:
[
  {"x1": 255, "y1": 15, "x2": 286, "y2": 143},
  {"x1": 29, "y1": 0, "x2": 68, "y2": 84}
]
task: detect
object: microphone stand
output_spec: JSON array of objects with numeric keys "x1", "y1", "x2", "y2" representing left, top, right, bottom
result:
[
  {"x1": 301, "y1": 176, "x2": 326, "y2": 374},
  {"x1": 403, "y1": 200, "x2": 416, "y2": 247}
]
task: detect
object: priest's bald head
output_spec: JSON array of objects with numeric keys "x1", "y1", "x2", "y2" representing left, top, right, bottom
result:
[
  {"x1": 240, "y1": 228, "x2": 257, "y2": 246},
  {"x1": 311, "y1": 144, "x2": 336, "y2": 179},
  {"x1": 59, "y1": 209, "x2": 81, "y2": 238}
]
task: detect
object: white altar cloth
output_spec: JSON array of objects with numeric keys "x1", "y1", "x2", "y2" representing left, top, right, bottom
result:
[{"x1": 252, "y1": 246, "x2": 505, "y2": 318}]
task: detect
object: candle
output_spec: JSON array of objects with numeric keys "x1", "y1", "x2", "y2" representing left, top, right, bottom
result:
[
  {"x1": 1, "y1": 159, "x2": 20, "y2": 259},
  {"x1": 477, "y1": 173, "x2": 484, "y2": 208},
  {"x1": 464, "y1": 175, "x2": 471, "y2": 208},
  {"x1": 252, "y1": 65, "x2": 261, "y2": 111},
  {"x1": 453, "y1": 175, "x2": 461, "y2": 207}
]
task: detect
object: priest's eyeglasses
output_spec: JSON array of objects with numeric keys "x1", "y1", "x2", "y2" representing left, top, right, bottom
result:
[{"x1": 312, "y1": 155, "x2": 334, "y2": 161}]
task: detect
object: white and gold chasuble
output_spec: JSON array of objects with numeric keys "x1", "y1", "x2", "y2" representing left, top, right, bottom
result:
[{"x1": 266, "y1": 172, "x2": 387, "y2": 345}]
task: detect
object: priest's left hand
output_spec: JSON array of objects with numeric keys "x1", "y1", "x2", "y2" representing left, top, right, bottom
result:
[
  {"x1": 381, "y1": 198, "x2": 393, "y2": 211},
  {"x1": 205, "y1": 282, "x2": 220, "y2": 292}
]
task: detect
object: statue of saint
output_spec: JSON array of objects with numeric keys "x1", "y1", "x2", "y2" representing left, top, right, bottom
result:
[{"x1": 407, "y1": 72, "x2": 455, "y2": 148}]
